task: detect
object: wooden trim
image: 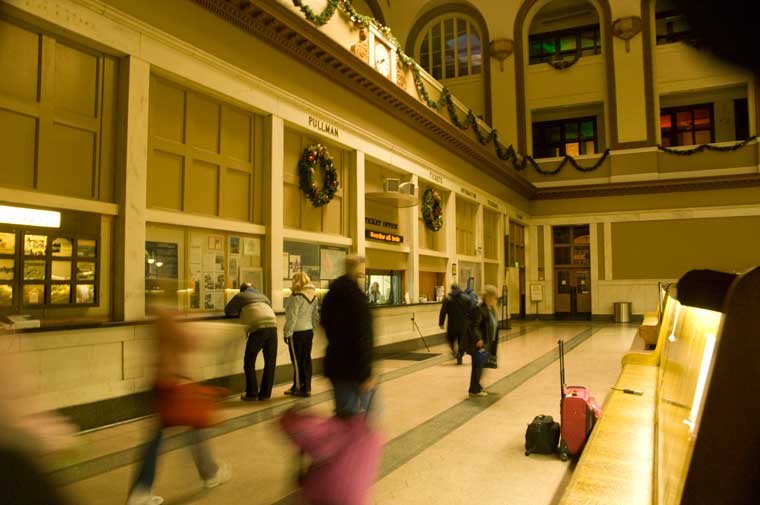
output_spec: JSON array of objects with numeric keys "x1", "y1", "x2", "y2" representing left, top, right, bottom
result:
[
  {"x1": 191, "y1": 0, "x2": 533, "y2": 197},
  {"x1": 145, "y1": 208, "x2": 267, "y2": 235},
  {"x1": 533, "y1": 173, "x2": 760, "y2": 200},
  {"x1": 404, "y1": 2, "x2": 493, "y2": 126}
]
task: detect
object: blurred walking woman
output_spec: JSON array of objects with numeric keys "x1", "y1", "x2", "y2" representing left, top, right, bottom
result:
[
  {"x1": 127, "y1": 312, "x2": 230, "y2": 505},
  {"x1": 284, "y1": 272, "x2": 320, "y2": 397}
]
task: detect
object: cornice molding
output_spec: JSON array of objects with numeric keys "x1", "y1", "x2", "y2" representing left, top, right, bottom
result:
[
  {"x1": 533, "y1": 173, "x2": 760, "y2": 200},
  {"x1": 189, "y1": 0, "x2": 758, "y2": 203},
  {"x1": 190, "y1": 0, "x2": 535, "y2": 198}
]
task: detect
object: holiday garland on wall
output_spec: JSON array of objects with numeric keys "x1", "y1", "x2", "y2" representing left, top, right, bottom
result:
[
  {"x1": 290, "y1": 0, "x2": 750, "y2": 178},
  {"x1": 657, "y1": 136, "x2": 757, "y2": 155},
  {"x1": 421, "y1": 188, "x2": 444, "y2": 232},
  {"x1": 299, "y1": 144, "x2": 339, "y2": 207}
]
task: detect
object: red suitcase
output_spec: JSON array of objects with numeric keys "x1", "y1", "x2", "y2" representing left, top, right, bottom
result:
[{"x1": 558, "y1": 339, "x2": 600, "y2": 461}]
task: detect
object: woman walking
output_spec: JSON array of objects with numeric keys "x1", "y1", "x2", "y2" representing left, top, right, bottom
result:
[
  {"x1": 126, "y1": 312, "x2": 230, "y2": 505},
  {"x1": 467, "y1": 285, "x2": 499, "y2": 397},
  {"x1": 284, "y1": 272, "x2": 320, "y2": 397}
]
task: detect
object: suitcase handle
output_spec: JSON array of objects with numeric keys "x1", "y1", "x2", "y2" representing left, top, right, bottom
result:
[{"x1": 558, "y1": 339, "x2": 565, "y2": 397}]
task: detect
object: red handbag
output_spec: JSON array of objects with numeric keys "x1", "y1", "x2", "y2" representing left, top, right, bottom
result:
[{"x1": 156, "y1": 381, "x2": 227, "y2": 429}]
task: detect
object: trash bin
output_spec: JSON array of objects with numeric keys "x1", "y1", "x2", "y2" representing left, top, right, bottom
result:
[{"x1": 614, "y1": 302, "x2": 632, "y2": 323}]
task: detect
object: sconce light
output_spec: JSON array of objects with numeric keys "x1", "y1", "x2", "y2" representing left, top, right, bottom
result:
[
  {"x1": 155, "y1": 261, "x2": 164, "y2": 268},
  {"x1": 488, "y1": 38, "x2": 514, "y2": 71},
  {"x1": 147, "y1": 258, "x2": 155, "y2": 264},
  {"x1": 612, "y1": 16, "x2": 643, "y2": 52}
]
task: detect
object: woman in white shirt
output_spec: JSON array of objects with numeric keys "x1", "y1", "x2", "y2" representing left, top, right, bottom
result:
[{"x1": 284, "y1": 272, "x2": 320, "y2": 397}]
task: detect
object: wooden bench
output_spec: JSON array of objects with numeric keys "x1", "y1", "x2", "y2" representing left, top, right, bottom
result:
[
  {"x1": 560, "y1": 268, "x2": 760, "y2": 505},
  {"x1": 636, "y1": 283, "x2": 670, "y2": 349}
]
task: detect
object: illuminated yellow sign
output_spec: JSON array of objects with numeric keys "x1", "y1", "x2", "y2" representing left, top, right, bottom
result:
[
  {"x1": 0, "y1": 205, "x2": 61, "y2": 228},
  {"x1": 365, "y1": 230, "x2": 403, "y2": 244}
]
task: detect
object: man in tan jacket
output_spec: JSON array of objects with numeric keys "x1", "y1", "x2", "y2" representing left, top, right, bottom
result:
[{"x1": 225, "y1": 284, "x2": 278, "y2": 401}]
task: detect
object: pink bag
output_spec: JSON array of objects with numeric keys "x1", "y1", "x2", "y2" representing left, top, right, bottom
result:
[{"x1": 280, "y1": 410, "x2": 383, "y2": 505}]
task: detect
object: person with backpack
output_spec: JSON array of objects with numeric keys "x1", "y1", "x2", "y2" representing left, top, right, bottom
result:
[
  {"x1": 284, "y1": 272, "x2": 320, "y2": 397},
  {"x1": 439, "y1": 283, "x2": 474, "y2": 365}
]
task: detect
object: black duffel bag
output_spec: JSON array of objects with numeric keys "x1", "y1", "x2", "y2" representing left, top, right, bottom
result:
[{"x1": 525, "y1": 415, "x2": 560, "y2": 456}]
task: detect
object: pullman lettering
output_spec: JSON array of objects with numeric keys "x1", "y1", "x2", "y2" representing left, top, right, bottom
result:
[{"x1": 308, "y1": 116, "x2": 339, "y2": 138}]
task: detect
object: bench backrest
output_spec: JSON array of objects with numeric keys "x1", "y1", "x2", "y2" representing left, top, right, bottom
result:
[{"x1": 655, "y1": 300, "x2": 722, "y2": 505}]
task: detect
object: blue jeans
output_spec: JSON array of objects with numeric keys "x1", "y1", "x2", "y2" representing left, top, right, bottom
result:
[
  {"x1": 130, "y1": 428, "x2": 217, "y2": 494},
  {"x1": 331, "y1": 380, "x2": 375, "y2": 418}
]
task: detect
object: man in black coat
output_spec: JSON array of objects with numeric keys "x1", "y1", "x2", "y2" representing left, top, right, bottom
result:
[
  {"x1": 439, "y1": 283, "x2": 474, "y2": 365},
  {"x1": 321, "y1": 255, "x2": 375, "y2": 417}
]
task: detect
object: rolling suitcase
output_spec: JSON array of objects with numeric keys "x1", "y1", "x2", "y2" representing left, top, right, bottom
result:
[
  {"x1": 558, "y1": 339, "x2": 601, "y2": 461},
  {"x1": 524, "y1": 415, "x2": 560, "y2": 456}
]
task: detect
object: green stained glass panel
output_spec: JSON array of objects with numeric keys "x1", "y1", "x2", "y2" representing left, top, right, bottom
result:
[{"x1": 581, "y1": 120, "x2": 595, "y2": 139}]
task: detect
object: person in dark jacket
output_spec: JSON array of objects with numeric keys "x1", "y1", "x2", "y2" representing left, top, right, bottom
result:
[
  {"x1": 467, "y1": 285, "x2": 499, "y2": 397},
  {"x1": 439, "y1": 283, "x2": 474, "y2": 365},
  {"x1": 320, "y1": 255, "x2": 375, "y2": 417}
]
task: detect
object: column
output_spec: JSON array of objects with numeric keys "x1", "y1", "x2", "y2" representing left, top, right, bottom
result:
[
  {"x1": 604, "y1": 222, "x2": 613, "y2": 281},
  {"x1": 445, "y1": 192, "x2": 457, "y2": 287},
  {"x1": 266, "y1": 115, "x2": 285, "y2": 312},
  {"x1": 351, "y1": 151, "x2": 366, "y2": 257},
  {"x1": 115, "y1": 56, "x2": 150, "y2": 321},
  {"x1": 407, "y1": 174, "x2": 419, "y2": 303},
  {"x1": 590, "y1": 223, "x2": 599, "y2": 316},
  {"x1": 543, "y1": 225, "x2": 554, "y2": 315}
]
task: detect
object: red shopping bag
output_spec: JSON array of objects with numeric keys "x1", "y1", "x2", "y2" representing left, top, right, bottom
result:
[{"x1": 156, "y1": 381, "x2": 227, "y2": 429}]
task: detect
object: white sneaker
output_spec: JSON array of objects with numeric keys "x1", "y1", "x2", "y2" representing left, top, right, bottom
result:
[
  {"x1": 126, "y1": 489, "x2": 164, "y2": 505},
  {"x1": 469, "y1": 391, "x2": 489, "y2": 397},
  {"x1": 204, "y1": 462, "x2": 232, "y2": 489}
]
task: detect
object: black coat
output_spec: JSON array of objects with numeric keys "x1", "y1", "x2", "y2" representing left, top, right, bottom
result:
[
  {"x1": 439, "y1": 290, "x2": 473, "y2": 337},
  {"x1": 467, "y1": 303, "x2": 496, "y2": 355},
  {"x1": 321, "y1": 275, "x2": 374, "y2": 382}
]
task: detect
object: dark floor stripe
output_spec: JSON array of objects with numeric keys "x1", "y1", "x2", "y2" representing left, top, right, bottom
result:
[
  {"x1": 52, "y1": 324, "x2": 542, "y2": 486},
  {"x1": 270, "y1": 324, "x2": 603, "y2": 505}
]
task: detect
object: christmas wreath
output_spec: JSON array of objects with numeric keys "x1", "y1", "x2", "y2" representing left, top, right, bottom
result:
[
  {"x1": 422, "y1": 188, "x2": 443, "y2": 232},
  {"x1": 299, "y1": 144, "x2": 339, "y2": 207}
]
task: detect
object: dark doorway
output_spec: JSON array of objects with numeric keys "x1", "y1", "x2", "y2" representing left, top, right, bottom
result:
[{"x1": 553, "y1": 225, "x2": 591, "y2": 320}]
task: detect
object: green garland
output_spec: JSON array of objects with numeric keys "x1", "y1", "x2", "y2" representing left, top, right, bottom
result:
[
  {"x1": 299, "y1": 144, "x2": 339, "y2": 207},
  {"x1": 289, "y1": 1, "x2": 731, "y2": 177},
  {"x1": 422, "y1": 188, "x2": 443, "y2": 232},
  {"x1": 657, "y1": 136, "x2": 757, "y2": 155}
]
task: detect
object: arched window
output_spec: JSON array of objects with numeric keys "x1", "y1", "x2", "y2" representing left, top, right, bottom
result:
[{"x1": 416, "y1": 15, "x2": 482, "y2": 81}]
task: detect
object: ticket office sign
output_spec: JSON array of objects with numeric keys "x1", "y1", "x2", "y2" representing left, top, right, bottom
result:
[{"x1": 365, "y1": 230, "x2": 404, "y2": 244}]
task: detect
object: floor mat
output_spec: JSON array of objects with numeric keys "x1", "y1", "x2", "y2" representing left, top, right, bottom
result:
[{"x1": 388, "y1": 352, "x2": 441, "y2": 361}]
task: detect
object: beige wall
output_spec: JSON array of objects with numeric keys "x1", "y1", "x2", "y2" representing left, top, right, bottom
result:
[
  {"x1": 15, "y1": 303, "x2": 444, "y2": 412},
  {"x1": 612, "y1": 216, "x2": 760, "y2": 279},
  {"x1": 147, "y1": 75, "x2": 265, "y2": 222},
  {"x1": 0, "y1": 16, "x2": 119, "y2": 201}
]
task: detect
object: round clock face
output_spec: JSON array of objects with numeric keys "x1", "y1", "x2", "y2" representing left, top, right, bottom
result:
[{"x1": 374, "y1": 44, "x2": 391, "y2": 77}]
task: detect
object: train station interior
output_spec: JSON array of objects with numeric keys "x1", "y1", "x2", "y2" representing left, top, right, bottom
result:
[{"x1": 0, "y1": 0, "x2": 758, "y2": 504}]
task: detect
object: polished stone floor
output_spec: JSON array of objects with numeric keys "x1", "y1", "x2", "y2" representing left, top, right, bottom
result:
[{"x1": 52, "y1": 321, "x2": 640, "y2": 505}]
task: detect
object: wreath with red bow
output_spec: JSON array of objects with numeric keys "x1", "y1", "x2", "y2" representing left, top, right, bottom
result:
[
  {"x1": 422, "y1": 188, "x2": 443, "y2": 232},
  {"x1": 299, "y1": 144, "x2": 339, "y2": 207}
]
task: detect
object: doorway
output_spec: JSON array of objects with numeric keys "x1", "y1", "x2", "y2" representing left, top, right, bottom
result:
[{"x1": 553, "y1": 225, "x2": 591, "y2": 320}]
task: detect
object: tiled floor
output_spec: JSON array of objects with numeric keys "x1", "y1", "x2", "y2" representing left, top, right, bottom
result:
[{"x1": 53, "y1": 321, "x2": 640, "y2": 505}]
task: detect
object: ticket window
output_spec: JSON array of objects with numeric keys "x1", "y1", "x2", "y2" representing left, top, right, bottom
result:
[{"x1": 366, "y1": 270, "x2": 404, "y2": 305}]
